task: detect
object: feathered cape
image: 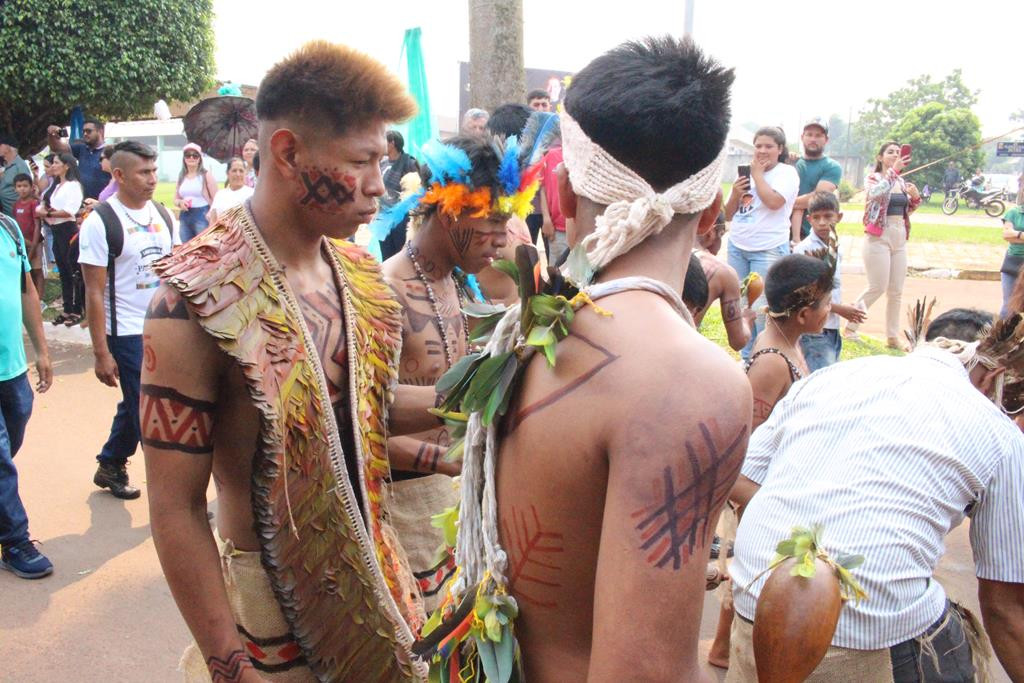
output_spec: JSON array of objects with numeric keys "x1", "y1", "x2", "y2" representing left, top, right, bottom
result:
[{"x1": 153, "y1": 205, "x2": 426, "y2": 682}]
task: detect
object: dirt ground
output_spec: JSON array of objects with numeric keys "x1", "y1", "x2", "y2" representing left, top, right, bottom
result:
[{"x1": 0, "y1": 271, "x2": 1011, "y2": 681}]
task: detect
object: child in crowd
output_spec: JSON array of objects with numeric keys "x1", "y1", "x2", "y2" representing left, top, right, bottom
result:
[
  {"x1": 12, "y1": 174, "x2": 44, "y2": 301},
  {"x1": 793, "y1": 191, "x2": 865, "y2": 371},
  {"x1": 708, "y1": 250, "x2": 836, "y2": 668}
]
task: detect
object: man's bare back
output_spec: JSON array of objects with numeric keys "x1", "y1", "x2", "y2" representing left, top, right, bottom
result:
[
  {"x1": 695, "y1": 250, "x2": 751, "y2": 352},
  {"x1": 495, "y1": 289, "x2": 751, "y2": 681}
]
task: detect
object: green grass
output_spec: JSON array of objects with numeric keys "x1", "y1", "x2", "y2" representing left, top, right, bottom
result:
[
  {"x1": 699, "y1": 304, "x2": 903, "y2": 362},
  {"x1": 833, "y1": 221, "x2": 1003, "y2": 246},
  {"x1": 154, "y1": 182, "x2": 177, "y2": 210}
]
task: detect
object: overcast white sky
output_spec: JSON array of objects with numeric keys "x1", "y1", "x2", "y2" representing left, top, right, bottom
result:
[{"x1": 214, "y1": 0, "x2": 1023, "y2": 139}]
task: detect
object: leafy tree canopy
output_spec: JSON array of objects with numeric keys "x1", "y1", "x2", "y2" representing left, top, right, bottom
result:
[
  {"x1": 855, "y1": 70, "x2": 978, "y2": 157},
  {"x1": 0, "y1": 0, "x2": 215, "y2": 153},
  {"x1": 887, "y1": 102, "x2": 984, "y2": 191}
]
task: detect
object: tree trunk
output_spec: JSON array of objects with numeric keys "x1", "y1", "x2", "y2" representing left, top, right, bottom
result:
[{"x1": 468, "y1": 0, "x2": 525, "y2": 115}]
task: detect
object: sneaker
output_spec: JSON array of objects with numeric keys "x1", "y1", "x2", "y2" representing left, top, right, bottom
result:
[
  {"x1": 0, "y1": 540, "x2": 54, "y2": 579},
  {"x1": 94, "y1": 462, "x2": 142, "y2": 500}
]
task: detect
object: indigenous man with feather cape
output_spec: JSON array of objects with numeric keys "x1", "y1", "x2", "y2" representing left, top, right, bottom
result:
[
  {"x1": 417, "y1": 37, "x2": 752, "y2": 682},
  {"x1": 142, "y1": 42, "x2": 442, "y2": 683}
]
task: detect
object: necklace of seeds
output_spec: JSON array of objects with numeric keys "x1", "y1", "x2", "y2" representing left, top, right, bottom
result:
[
  {"x1": 406, "y1": 242, "x2": 470, "y2": 368},
  {"x1": 121, "y1": 205, "x2": 153, "y2": 230}
]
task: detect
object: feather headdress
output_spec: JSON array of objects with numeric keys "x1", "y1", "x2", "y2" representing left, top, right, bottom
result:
[
  {"x1": 904, "y1": 297, "x2": 937, "y2": 349},
  {"x1": 975, "y1": 312, "x2": 1024, "y2": 414},
  {"x1": 367, "y1": 132, "x2": 556, "y2": 257},
  {"x1": 766, "y1": 226, "x2": 839, "y2": 319}
]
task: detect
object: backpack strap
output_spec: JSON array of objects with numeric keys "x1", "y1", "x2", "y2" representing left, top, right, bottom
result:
[
  {"x1": 152, "y1": 202, "x2": 175, "y2": 243},
  {"x1": 0, "y1": 214, "x2": 27, "y2": 293},
  {"x1": 93, "y1": 202, "x2": 123, "y2": 336}
]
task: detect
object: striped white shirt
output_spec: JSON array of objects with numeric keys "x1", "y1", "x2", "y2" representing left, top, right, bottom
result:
[{"x1": 730, "y1": 346, "x2": 1024, "y2": 649}]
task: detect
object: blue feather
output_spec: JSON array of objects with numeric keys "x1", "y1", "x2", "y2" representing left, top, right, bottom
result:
[
  {"x1": 518, "y1": 112, "x2": 561, "y2": 167},
  {"x1": 420, "y1": 139, "x2": 471, "y2": 186},
  {"x1": 498, "y1": 137, "x2": 521, "y2": 195},
  {"x1": 366, "y1": 188, "x2": 426, "y2": 259}
]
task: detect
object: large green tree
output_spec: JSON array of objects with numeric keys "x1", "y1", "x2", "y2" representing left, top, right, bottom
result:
[
  {"x1": 0, "y1": 0, "x2": 215, "y2": 153},
  {"x1": 855, "y1": 70, "x2": 978, "y2": 156},
  {"x1": 888, "y1": 102, "x2": 984, "y2": 191}
]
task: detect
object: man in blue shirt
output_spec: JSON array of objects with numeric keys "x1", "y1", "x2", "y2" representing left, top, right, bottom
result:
[
  {"x1": 0, "y1": 213, "x2": 53, "y2": 579},
  {"x1": 790, "y1": 117, "x2": 842, "y2": 241},
  {"x1": 47, "y1": 117, "x2": 111, "y2": 200}
]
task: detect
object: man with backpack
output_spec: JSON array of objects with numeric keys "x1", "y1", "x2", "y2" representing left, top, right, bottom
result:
[{"x1": 78, "y1": 141, "x2": 177, "y2": 499}]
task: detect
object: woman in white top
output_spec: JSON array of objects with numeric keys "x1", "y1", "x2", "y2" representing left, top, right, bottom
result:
[
  {"x1": 206, "y1": 157, "x2": 254, "y2": 225},
  {"x1": 173, "y1": 142, "x2": 218, "y2": 242},
  {"x1": 724, "y1": 126, "x2": 800, "y2": 359},
  {"x1": 35, "y1": 152, "x2": 84, "y2": 325},
  {"x1": 242, "y1": 138, "x2": 258, "y2": 188}
]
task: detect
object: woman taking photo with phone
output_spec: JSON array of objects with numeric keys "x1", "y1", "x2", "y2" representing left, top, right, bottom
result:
[
  {"x1": 724, "y1": 126, "x2": 800, "y2": 359},
  {"x1": 173, "y1": 143, "x2": 218, "y2": 242},
  {"x1": 843, "y1": 141, "x2": 920, "y2": 349}
]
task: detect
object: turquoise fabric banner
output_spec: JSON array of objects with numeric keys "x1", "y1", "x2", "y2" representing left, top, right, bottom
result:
[{"x1": 397, "y1": 27, "x2": 436, "y2": 160}]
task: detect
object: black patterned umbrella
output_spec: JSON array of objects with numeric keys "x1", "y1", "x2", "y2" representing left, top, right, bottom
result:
[{"x1": 182, "y1": 96, "x2": 257, "y2": 163}]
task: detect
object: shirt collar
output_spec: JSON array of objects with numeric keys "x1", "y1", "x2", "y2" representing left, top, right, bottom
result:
[{"x1": 912, "y1": 344, "x2": 970, "y2": 378}]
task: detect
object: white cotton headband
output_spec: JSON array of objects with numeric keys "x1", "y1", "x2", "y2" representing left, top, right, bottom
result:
[{"x1": 560, "y1": 110, "x2": 726, "y2": 273}]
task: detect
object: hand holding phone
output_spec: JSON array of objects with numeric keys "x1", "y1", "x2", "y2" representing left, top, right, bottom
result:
[
  {"x1": 899, "y1": 144, "x2": 912, "y2": 171},
  {"x1": 737, "y1": 164, "x2": 751, "y2": 180}
]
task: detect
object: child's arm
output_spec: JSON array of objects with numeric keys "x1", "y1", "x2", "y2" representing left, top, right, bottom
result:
[{"x1": 832, "y1": 302, "x2": 866, "y2": 323}]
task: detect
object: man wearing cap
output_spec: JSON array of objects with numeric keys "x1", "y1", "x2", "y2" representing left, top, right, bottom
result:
[
  {"x1": 47, "y1": 118, "x2": 111, "y2": 201},
  {"x1": 790, "y1": 118, "x2": 842, "y2": 242},
  {"x1": 0, "y1": 134, "x2": 32, "y2": 218}
]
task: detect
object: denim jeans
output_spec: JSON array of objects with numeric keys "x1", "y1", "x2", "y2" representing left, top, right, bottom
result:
[
  {"x1": 178, "y1": 206, "x2": 209, "y2": 242},
  {"x1": 51, "y1": 221, "x2": 83, "y2": 314},
  {"x1": 97, "y1": 335, "x2": 143, "y2": 466},
  {"x1": 1001, "y1": 271, "x2": 1017, "y2": 318},
  {"x1": 890, "y1": 602, "x2": 975, "y2": 682},
  {"x1": 799, "y1": 328, "x2": 842, "y2": 372},
  {"x1": 0, "y1": 373, "x2": 34, "y2": 547},
  {"x1": 727, "y1": 241, "x2": 789, "y2": 360}
]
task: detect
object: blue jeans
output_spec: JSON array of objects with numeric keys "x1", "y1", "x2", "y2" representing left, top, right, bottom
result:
[
  {"x1": 97, "y1": 335, "x2": 143, "y2": 466},
  {"x1": 727, "y1": 241, "x2": 789, "y2": 360},
  {"x1": 1001, "y1": 271, "x2": 1017, "y2": 318},
  {"x1": 0, "y1": 373, "x2": 34, "y2": 546},
  {"x1": 178, "y1": 206, "x2": 209, "y2": 242},
  {"x1": 799, "y1": 328, "x2": 842, "y2": 372}
]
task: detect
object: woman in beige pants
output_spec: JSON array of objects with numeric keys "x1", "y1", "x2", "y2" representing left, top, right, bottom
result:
[{"x1": 844, "y1": 141, "x2": 920, "y2": 348}]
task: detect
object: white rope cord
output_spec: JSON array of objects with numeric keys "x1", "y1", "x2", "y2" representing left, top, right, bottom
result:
[{"x1": 560, "y1": 111, "x2": 725, "y2": 273}]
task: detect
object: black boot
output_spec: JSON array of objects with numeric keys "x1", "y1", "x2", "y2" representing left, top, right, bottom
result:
[{"x1": 94, "y1": 462, "x2": 141, "y2": 500}]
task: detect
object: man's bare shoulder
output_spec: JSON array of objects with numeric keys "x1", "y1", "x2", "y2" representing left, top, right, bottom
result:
[{"x1": 143, "y1": 284, "x2": 225, "y2": 377}]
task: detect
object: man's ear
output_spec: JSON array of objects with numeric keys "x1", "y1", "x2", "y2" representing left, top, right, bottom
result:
[
  {"x1": 268, "y1": 128, "x2": 299, "y2": 179},
  {"x1": 111, "y1": 167, "x2": 125, "y2": 185},
  {"x1": 977, "y1": 366, "x2": 1006, "y2": 399},
  {"x1": 697, "y1": 189, "x2": 724, "y2": 235},
  {"x1": 556, "y1": 162, "x2": 577, "y2": 220},
  {"x1": 835, "y1": 211, "x2": 844, "y2": 224}
]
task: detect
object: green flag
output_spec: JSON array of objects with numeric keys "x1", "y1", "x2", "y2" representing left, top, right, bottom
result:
[{"x1": 397, "y1": 27, "x2": 436, "y2": 159}]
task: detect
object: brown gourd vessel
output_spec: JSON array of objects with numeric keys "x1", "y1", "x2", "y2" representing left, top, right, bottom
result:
[{"x1": 752, "y1": 556, "x2": 842, "y2": 683}]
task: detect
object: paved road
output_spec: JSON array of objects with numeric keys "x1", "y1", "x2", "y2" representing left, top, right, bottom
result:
[{"x1": 2, "y1": 303, "x2": 1012, "y2": 680}]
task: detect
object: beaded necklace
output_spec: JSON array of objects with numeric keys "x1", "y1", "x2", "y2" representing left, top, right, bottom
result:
[
  {"x1": 120, "y1": 203, "x2": 153, "y2": 231},
  {"x1": 406, "y1": 241, "x2": 470, "y2": 368}
]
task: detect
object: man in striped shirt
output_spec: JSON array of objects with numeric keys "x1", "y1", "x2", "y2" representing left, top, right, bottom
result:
[{"x1": 727, "y1": 309, "x2": 1024, "y2": 682}]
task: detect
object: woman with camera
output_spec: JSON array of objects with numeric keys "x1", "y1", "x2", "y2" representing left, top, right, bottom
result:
[
  {"x1": 843, "y1": 141, "x2": 920, "y2": 349},
  {"x1": 723, "y1": 126, "x2": 800, "y2": 359}
]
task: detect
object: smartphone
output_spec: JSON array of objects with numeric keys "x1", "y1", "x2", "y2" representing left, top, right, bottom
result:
[
  {"x1": 737, "y1": 164, "x2": 751, "y2": 180},
  {"x1": 900, "y1": 144, "x2": 912, "y2": 162}
]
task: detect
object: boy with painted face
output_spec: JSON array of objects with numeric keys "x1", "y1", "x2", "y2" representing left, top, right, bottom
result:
[
  {"x1": 793, "y1": 191, "x2": 866, "y2": 371},
  {"x1": 379, "y1": 135, "x2": 518, "y2": 610},
  {"x1": 142, "y1": 41, "x2": 444, "y2": 682}
]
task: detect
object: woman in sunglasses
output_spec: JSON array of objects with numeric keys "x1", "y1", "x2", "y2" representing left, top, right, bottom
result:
[{"x1": 173, "y1": 143, "x2": 218, "y2": 241}]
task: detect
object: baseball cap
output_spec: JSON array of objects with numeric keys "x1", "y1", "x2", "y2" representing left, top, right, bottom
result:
[{"x1": 802, "y1": 117, "x2": 829, "y2": 135}]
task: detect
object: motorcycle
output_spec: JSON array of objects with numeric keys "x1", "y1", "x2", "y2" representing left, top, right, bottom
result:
[{"x1": 942, "y1": 180, "x2": 1005, "y2": 217}]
